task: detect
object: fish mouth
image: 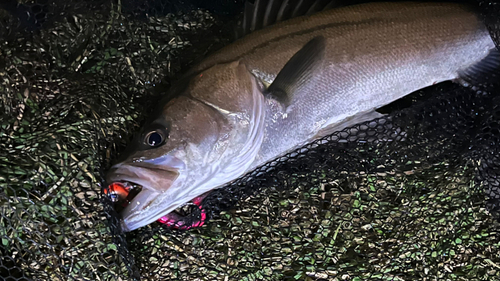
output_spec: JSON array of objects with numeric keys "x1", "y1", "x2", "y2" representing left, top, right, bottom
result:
[
  {"x1": 106, "y1": 162, "x2": 180, "y2": 191},
  {"x1": 105, "y1": 181, "x2": 207, "y2": 231},
  {"x1": 106, "y1": 159, "x2": 209, "y2": 231},
  {"x1": 106, "y1": 163, "x2": 182, "y2": 231}
]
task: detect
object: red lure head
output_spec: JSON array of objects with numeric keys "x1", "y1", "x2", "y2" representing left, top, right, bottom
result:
[
  {"x1": 105, "y1": 183, "x2": 208, "y2": 230},
  {"x1": 104, "y1": 182, "x2": 131, "y2": 206}
]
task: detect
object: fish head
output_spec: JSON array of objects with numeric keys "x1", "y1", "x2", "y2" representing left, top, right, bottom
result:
[{"x1": 106, "y1": 61, "x2": 267, "y2": 231}]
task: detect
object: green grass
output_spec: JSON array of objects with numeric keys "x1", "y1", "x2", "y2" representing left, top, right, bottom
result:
[
  {"x1": 126, "y1": 161, "x2": 500, "y2": 280},
  {"x1": 0, "y1": 1, "x2": 222, "y2": 280},
  {"x1": 1, "y1": 1, "x2": 499, "y2": 281}
]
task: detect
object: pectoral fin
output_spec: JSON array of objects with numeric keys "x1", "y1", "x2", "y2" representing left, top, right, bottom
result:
[{"x1": 268, "y1": 36, "x2": 326, "y2": 108}]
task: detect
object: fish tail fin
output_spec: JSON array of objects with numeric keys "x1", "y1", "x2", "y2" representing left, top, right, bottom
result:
[{"x1": 458, "y1": 48, "x2": 500, "y2": 89}]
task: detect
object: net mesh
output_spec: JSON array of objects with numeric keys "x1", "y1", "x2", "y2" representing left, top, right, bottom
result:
[{"x1": 1, "y1": 0, "x2": 500, "y2": 280}]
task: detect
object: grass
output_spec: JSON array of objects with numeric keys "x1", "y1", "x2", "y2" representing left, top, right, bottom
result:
[
  {"x1": 0, "y1": 1, "x2": 223, "y2": 280},
  {"x1": 125, "y1": 158, "x2": 500, "y2": 280},
  {"x1": 1, "y1": 1, "x2": 499, "y2": 281}
]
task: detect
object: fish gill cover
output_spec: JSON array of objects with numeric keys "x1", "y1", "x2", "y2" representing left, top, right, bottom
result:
[{"x1": 0, "y1": 0, "x2": 500, "y2": 280}]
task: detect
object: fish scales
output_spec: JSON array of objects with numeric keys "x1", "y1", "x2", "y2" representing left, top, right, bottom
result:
[
  {"x1": 106, "y1": 1, "x2": 497, "y2": 231},
  {"x1": 192, "y1": 2, "x2": 494, "y2": 164},
  {"x1": 191, "y1": 3, "x2": 494, "y2": 166}
]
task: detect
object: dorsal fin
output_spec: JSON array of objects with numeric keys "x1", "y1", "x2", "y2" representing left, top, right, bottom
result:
[{"x1": 237, "y1": 0, "x2": 343, "y2": 39}]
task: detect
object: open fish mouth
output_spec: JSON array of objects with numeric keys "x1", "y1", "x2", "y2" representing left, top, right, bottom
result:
[
  {"x1": 104, "y1": 182, "x2": 143, "y2": 214},
  {"x1": 104, "y1": 182, "x2": 207, "y2": 230}
]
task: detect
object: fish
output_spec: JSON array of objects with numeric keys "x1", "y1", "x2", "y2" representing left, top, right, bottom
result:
[{"x1": 106, "y1": 0, "x2": 499, "y2": 232}]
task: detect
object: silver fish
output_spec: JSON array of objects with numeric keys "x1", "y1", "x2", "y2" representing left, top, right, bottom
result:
[{"x1": 106, "y1": 1, "x2": 497, "y2": 231}]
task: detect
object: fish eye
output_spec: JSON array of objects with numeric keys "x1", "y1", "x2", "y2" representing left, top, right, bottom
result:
[{"x1": 145, "y1": 130, "x2": 165, "y2": 147}]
